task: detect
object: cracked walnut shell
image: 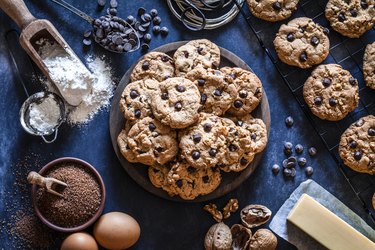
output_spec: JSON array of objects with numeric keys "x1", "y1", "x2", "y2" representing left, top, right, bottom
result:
[
  {"x1": 240, "y1": 205, "x2": 271, "y2": 228},
  {"x1": 231, "y1": 224, "x2": 252, "y2": 250},
  {"x1": 204, "y1": 222, "x2": 232, "y2": 250},
  {"x1": 249, "y1": 229, "x2": 277, "y2": 250}
]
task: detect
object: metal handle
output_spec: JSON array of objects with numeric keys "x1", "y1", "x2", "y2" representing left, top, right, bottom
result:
[
  {"x1": 50, "y1": 0, "x2": 94, "y2": 24},
  {"x1": 41, "y1": 128, "x2": 59, "y2": 143}
]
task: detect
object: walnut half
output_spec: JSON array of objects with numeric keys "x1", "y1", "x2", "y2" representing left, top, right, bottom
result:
[
  {"x1": 204, "y1": 203, "x2": 223, "y2": 223},
  {"x1": 249, "y1": 229, "x2": 277, "y2": 250},
  {"x1": 204, "y1": 222, "x2": 232, "y2": 250},
  {"x1": 223, "y1": 199, "x2": 239, "y2": 219},
  {"x1": 231, "y1": 224, "x2": 252, "y2": 250},
  {"x1": 240, "y1": 205, "x2": 272, "y2": 228}
]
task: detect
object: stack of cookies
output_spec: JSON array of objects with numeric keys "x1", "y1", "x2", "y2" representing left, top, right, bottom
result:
[{"x1": 117, "y1": 39, "x2": 268, "y2": 200}]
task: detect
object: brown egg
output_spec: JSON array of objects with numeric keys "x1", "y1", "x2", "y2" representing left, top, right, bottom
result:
[
  {"x1": 93, "y1": 212, "x2": 141, "y2": 249},
  {"x1": 61, "y1": 232, "x2": 98, "y2": 250}
]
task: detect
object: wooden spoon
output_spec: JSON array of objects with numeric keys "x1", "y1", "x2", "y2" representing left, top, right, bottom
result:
[{"x1": 0, "y1": 0, "x2": 88, "y2": 106}]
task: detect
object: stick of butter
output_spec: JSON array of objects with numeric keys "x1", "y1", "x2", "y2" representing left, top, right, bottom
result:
[{"x1": 287, "y1": 194, "x2": 375, "y2": 250}]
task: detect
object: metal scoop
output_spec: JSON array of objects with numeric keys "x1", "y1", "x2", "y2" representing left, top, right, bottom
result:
[
  {"x1": 51, "y1": 0, "x2": 140, "y2": 53},
  {"x1": 20, "y1": 91, "x2": 65, "y2": 143},
  {"x1": 27, "y1": 171, "x2": 67, "y2": 198}
]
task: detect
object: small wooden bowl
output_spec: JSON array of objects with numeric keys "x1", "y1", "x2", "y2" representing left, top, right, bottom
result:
[{"x1": 31, "y1": 157, "x2": 106, "y2": 233}]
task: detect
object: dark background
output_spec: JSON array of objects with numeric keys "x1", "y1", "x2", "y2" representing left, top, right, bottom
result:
[{"x1": 0, "y1": 0, "x2": 374, "y2": 249}]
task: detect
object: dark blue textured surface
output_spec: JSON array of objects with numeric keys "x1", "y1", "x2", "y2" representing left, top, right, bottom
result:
[{"x1": 0, "y1": 1, "x2": 373, "y2": 249}]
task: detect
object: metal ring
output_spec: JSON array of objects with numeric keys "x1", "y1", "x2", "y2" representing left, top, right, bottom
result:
[
  {"x1": 198, "y1": 0, "x2": 225, "y2": 9},
  {"x1": 181, "y1": 6, "x2": 207, "y2": 31}
]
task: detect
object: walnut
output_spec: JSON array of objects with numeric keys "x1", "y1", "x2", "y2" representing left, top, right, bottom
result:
[
  {"x1": 230, "y1": 224, "x2": 252, "y2": 250},
  {"x1": 223, "y1": 199, "x2": 239, "y2": 219},
  {"x1": 240, "y1": 205, "x2": 272, "y2": 228},
  {"x1": 204, "y1": 203, "x2": 223, "y2": 222},
  {"x1": 249, "y1": 229, "x2": 277, "y2": 250},
  {"x1": 204, "y1": 222, "x2": 232, "y2": 250}
]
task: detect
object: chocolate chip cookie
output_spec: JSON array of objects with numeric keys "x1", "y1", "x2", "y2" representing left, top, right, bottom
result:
[
  {"x1": 303, "y1": 64, "x2": 359, "y2": 121},
  {"x1": 174, "y1": 39, "x2": 221, "y2": 76},
  {"x1": 151, "y1": 77, "x2": 201, "y2": 129},
  {"x1": 185, "y1": 67, "x2": 237, "y2": 116},
  {"x1": 179, "y1": 114, "x2": 228, "y2": 169},
  {"x1": 130, "y1": 52, "x2": 175, "y2": 82},
  {"x1": 364, "y1": 42, "x2": 375, "y2": 90},
  {"x1": 247, "y1": 0, "x2": 299, "y2": 22},
  {"x1": 221, "y1": 67, "x2": 263, "y2": 117},
  {"x1": 117, "y1": 117, "x2": 178, "y2": 166},
  {"x1": 339, "y1": 115, "x2": 375, "y2": 174},
  {"x1": 325, "y1": 0, "x2": 375, "y2": 38},
  {"x1": 274, "y1": 17, "x2": 330, "y2": 68},
  {"x1": 119, "y1": 79, "x2": 158, "y2": 122}
]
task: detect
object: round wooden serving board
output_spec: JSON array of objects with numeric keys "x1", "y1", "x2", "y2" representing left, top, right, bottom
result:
[{"x1": 109, "y1": 41, "x2": 270, "y2": 202}]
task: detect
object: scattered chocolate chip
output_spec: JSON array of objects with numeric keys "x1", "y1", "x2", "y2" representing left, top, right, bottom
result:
[
  {"x1": 282, "y1": 159, "x2": 288, "y2": 168},
  {"x1": 192, "y1": 150, "x2": 201, "y2": 160},
  {"x1": 213, "y1": 89, "x2": 222, "y2": 96},
  {"x1": 299, "y1": 52, "x2": 307, "y2": 62},
  {"x1": 272, "y1": 1, "x2": 282, "y2": 10},
  {"x1": 83, "y1": 30, "x2": 92, "y2": 38},
  {"x1": 176, "y1": 85, "x2": 186, "y2": 92},
  {"x1": 295, "y1": 144, "x2": 304, "y2": 154},
  {"x1": 308, "y1": 147, "x2": 317, "y2": 156},
  {"x1": 354, "y1": 151, "x2": 362, "y2": 161},
  {"x1": 149, "y1": 123, "x2": 156, "y2": 131},
  {"x1": 285, "y1": 116, "x2": 294, "y2": 127},
  {"x1": 138, "y1": 7, "x2": 146, "y2": 16},
  {"x1": 368, "y1": 128, "x2": 375, "y2": 136},
  {"x1": 109, "y1": 0, "x2": 117, "y2": 8},
  {"x1": 142, "y1": 61, "x2": 150, "y2": 70},
  {"x1": 338, "y1": 12, "x2": 346, "y2": 22},
  {"x1": 153, "y1": 16, "x2": 162, "y2": 25},
  {"x1": 203, "y1": 123, "x2": 212, "y2": 132},
  {"x1": 283, "y1": 168, "x2": 292, "y2": 177},
  {"x1": 150, "y1": 9, "x2": 158, "y2": 17},
  {"x1": 97, "y1": 0, "x2": 106, "y2": 7},
  {"x1": 143, "y1": 33, "x2": 152, "y2": 43},
  {"x1": 290, "y1": 168, "x2": 296, "y2": 177},
  {"x1": 201, "y1": 93, "x2": 207, "y2": 104},
  {"x1": 161, "y1": 92, "x2": 168, "y2": 100},
  {"x1": 229, "y1": 144, "x2": 237, "y2": 152},
  {"x1": 126, "y1": 15, "x2": 135, "y2": 24},
  {"x1": 240, "y1": 158, "x2": 248, "y2": 166},
  {"x1": 288, "y1": 156, "x2": 297, "y2": 163},
  {"x1": 310, "y1": 36, "x2": 319, "y2": 46},
  {"x1": 287, "y1": 161, "x2": 296, "y2": 169},
  {"x1": 360, "y1": 0, "x2": 368, "y2": 9},
  {"x1": 160, "y1": 27, "x2": 169, "y2": 36},
  {"x1": 141, "y1": 43, "x2": 149, "y2": 51},
  {"x1": 197, "y1": 79, "x2": 205, "y2": 86},
  {"x1": 130, "y1": 90, "x2": 139, "y2": 99},
  {"x1": 152, "y1": 25, "x2": 160, "y2": 34},
  {"x1": 287, "y1": 33, "x2": 295, "y2": 42},
  {"x1": 193, "y1": 134, "x2": 202, "y2": 143},
  {"x1": 234, "y1": 100, "x2": 243, "y2": 108},
  {"x1": 284, "y1": 142, "x2": 293, "y2": 156},
  {"x1": 175, "y1": 102, "x2": 182, "y2": 111},
  {"x1": 350, "y1": 9, "x2": 358, "y2": 17},
  {"x1": 108, "y1": 8, "x2": 117, "y2": 16},
  {"x1": 314, "y1": 96, "x2": 322, "y2": 105},
  {"x1": 329, "y1": 98, "x2": 337, "y2": 106},
  {"x1": 83, "y1": 39, "x2": 92, "y2": 46},
  {"x1": 272, "y1": 164, "x2": 280, "y2": 174},
  {"x1": 305, "y1": 166, "x2": 313, "y2": 176},
  {"x1": 298, "y1": 157, "x2": 307, "y2": 167},
  {"x1": 349, "y1": 77, "x2": 357, "y2": 85},
  {"x1": 134, "y1": 109, "x2": 141, "y2": 118},
  {"x1": 322, "y1": 77, "x2": 331, "y2": 87},
  {"x1": 209, "y1": 149, "x2": 217, "y2": 157}
]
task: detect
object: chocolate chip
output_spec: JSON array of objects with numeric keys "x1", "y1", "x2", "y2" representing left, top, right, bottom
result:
[
  {"x1": 299, "y1": 52, "x2": 307, "y2": 62},
  {"x1": 310, "y1": 36, "x2": 319, "y2": 46},
  {"x1": 126, "y1": 15, "x2": 135, "y2": 24},
  {"x1": 323, "y1": 77, "x2": 331, "y2": 87},
  {"x1": 130, "y1": 90, "x2": 139, "y2": 99},
  {"x1": 197, "y1": 79, "x2": 205, "y2": 86},
  {"x1": 83, "y1": 39, "x2": 92, "y2": 46},
  {"x1": 152, "y1": 25, "x2": 161, "y2": 34},
  {"x1": 192, "y1": 150, "x2": 200, "y2": 160},
  {"x1": 83, "y1": 30, "x2": 92, "y2": 38},
  {"x1": 193, "y1": 134, "x2": 202, "y2": 143},
  {"x1": 202, "y1": 176, "x2": 209, "y2": 183},
  {"x1": 354, "y1": 151, "x2": 362, "y2": 161},
  {"x1": 175, "y1": 102, "x2": 182, "y2": 111},
  {"x1": 142, "y1": 14, "x2": 152, "y2": 22},
  {"x1": 209, "y1": 148, "x2": 217, "y2": 157},
  {"x1": 368, "y1": 128, "x2": 375, "y2": 136},
  {"x1": 160, "y1": 27, "x2": 169, "y2": 36},
  {"x1": 176, "y1": 85, "x2": 186, "y2": 92},
  {"x1": 149, "y1": 123, "x2": 156, "y2": 131},
  {"x1": 287, "y1": 161, "x2": 296, "y2": 169},
  {"x1": 229, "y1": 73, "x2": 236, "y2": 79},
  {"x1": 161, "y1": 92, "x2": 168, "y2": 100},
  {"x1": 97, "y1": 0, "x2": 106, "y2": 7},
  {"x1": 329, "y1": 98, "x2": 337, "y2": 106},
  {"x1": 143, "y1": 33, "x2": 152, "y2": 43},
  {"x1": 299, "y1": 26, "x2": 306, "y2": 33},
  {"x1": 213, "y1": 89, "x2": 222, "y2": 96},
  {"x1": 161, "y1": 55, "x2": 169, "y2": 63},
  {"x1": 349, "y1": 140, "x2": 357, "y2": 148},
  {"x1": 338, "y1": 12, "x2": 346, "y2": 22},
  {"x1": 176, "y1": 180, "x2": 183, "y2": 188},
  {"x1": 197, "y1": 47, "x2": 203, "y2": 54},
  {"x1": 308, "y1": 147, "x2": 317, "y2": 156},
  {"x1": 283, "y1": 168, "x2": 292, "y2": 177},
  {"x1": 150, "y1": 9, "x2": 158, "y2": 17},
  {"x1": 361, "y1": 0, "x2": 368, "y2": 9},
  {"x1": 288, "y1": 156, "x2": 297, "y2": 163},
  {"x1": 355, "y1": 119, "x2": 364, "y2": 127},
  {"x1": 323, "y1": 27, "x2": 330, "y2": 35},
  {"x1": 240, "y1": 158, "x2": 248, "y2": 166},
  {"x1": 187, "y1": 166, "x2": 196, "y2": 173},
  {"x1": 290, "y1": 168, "x2": 296, "y2": 177},
  {"x1": 109, "y1": 8, "x2": 117, "y2": 16},
  {"x1": 287, "y1": 33, "x2": 295, "y2": 42},
  {"x1": 251, "y1": 134, "x2": 257, "y2": 140},
  {"x1": 156, "y1": 147, "x2": 163, "y2": 152},
  {"x1": 305, "y1": 166, "x2": 313, "y2": 176},
  {"x1": 272, "y1": 164, "x2": 280, "y2": 174},
  {"x1": 229, "y1": 144, "x2": 237, "y2": 152},
  {"x1": 349, "y1": 77, "x2": 357, "y2": 85},
  {"x1": 282, "y1": 159, "x2": 288, "y2": 168},
  {"x1": 295, "y1": 144, "x2": 304, "y2": 154},
  {"x1": 272, "y1": 1, "x2": 282, "y2": 10},
  {"x1": 239, "y1": 91, "x2": 248, "y2": 98},
  {"x1": 235, "y1": 120, "x2": 243, "y2": 127},
  {"x1": 285, "y1": 116, "x2": 294, "y2": 127},
  {"x1": 153, "y1": 16, "x2": 162, "y2": 25},
  {"x1": 201, "y1": 93, "x2": 207, "y2": 104},
  {"x1": 298, "y1": 157, "x2": 307, "y2": 167},
  {"x1": 314, "y1": 96, "x2": 322, "y2": 105},
  {"x1": 142, "y1": 61, "x2": 150, "y2": 70},
  {"x1": 183, "y1": 51, "x2": 189, "y2": 58},
  {"x1": 134, "y1": 109, "x2": 141, "y2": 118},
  {"x1": 284, "y1": 142, "x2": 293, "y2": 156},
  {"x1": 203, "y1": 123, "x2": 212, "y2": 132},
  {"x1": 141, "y1": 43, "x2": 150, "y2": 51},
  {"x1": 123, "y1": 43, "x2": 133, "y2": 52},
  {"x1": 234, "y1": 100, "x2": 243, "y2": 108},
  {"x1": 350, "y1": 9, "x2": 358, "y2": 17}
]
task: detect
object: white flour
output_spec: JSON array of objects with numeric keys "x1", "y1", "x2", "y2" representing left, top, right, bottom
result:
[{"x1": 28, "y1": 96, "x2": 60, "y2": 132}]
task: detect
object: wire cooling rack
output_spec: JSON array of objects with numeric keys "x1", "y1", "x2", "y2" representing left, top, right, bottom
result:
[{"x1": 235, "y1": 0, "x2": 375, "y2": 225}]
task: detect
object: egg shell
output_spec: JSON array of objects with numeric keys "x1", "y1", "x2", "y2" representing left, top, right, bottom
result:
[
  {"x1": 93, "y1": 212, "x2": 141, "y2": 250},
  {"x1": 61, "y1": 232, "x2": 98, "y2": 250}
]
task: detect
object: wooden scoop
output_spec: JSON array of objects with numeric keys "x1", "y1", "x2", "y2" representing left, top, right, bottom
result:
[
  {"x1": 27, "y1": 171, "x2": 67, "y2": 197},
  {"x1": 0, "y1": 0, "x2": 88, "y2": 106}
]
